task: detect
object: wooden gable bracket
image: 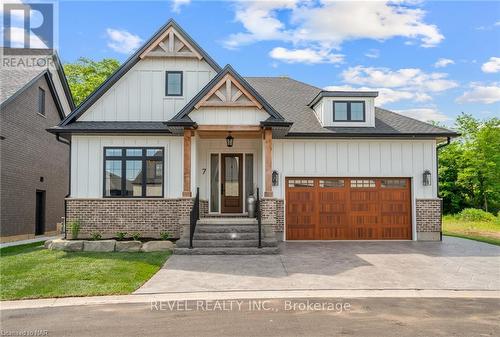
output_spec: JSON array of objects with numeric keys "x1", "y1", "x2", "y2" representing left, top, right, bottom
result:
[
  {"x1": 194, "y1": 74, "x2": 263, "y2": 109},
  {"x1": 140, "y1": 26, "x2": 203, "y2": 60}
]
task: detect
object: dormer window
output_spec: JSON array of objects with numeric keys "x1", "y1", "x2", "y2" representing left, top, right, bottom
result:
[{"x1": 333, "y1": 101, "x2": 365, "y2": 122}]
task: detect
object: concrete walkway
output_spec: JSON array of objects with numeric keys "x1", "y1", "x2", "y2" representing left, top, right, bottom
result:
[
  {"x1": 136, "y1": 236, "x2": 500, "y2": 294},
  {"x1": 0, "y1": 235, "x2": 60, "y2": 249}
]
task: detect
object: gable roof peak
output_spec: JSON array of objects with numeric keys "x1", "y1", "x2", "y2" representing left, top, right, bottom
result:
[
  {"x1": 59, "y1": 18, "x2": 221, "y2": 126},
  {"x1": 169, "y1": 64, "x2": 288, "y2": 124}
]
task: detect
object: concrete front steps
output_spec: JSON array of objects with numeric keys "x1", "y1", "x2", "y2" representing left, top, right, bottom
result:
[{"x1": 174, "y1": 217, "x2": 279, "y2": 255}]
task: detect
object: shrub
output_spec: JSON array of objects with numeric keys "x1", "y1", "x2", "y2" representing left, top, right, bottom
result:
[
  {"x1": 90, "y1": 232, "x2": 102, "y2": 241},
  {"x1": 70, "y1": 220, "x2": 81, "y2": 240},
  {"x1": 458, "y1": 208, "x2": 497, "y2": 222},
  {"x1": 131, "y1": 233, "x2": 141, "y2": 241},
  {"x1": 160, "y1": 231, "x2": 171, "y2": 240},
  {"x1": 116, "y1": 232, "x2": 127, "y2": 241}
]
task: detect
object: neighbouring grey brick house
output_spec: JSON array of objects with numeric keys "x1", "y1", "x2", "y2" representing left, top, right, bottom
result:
[
  {"x1": 49, "y1": 20, "x2": 458, "y2": 254},
  {"x1": 0, "y1": 48, "x2": 75, "y2": 243}
]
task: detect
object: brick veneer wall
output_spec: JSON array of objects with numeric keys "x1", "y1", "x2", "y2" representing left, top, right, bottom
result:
[
  {"x1": 260, "y1": 198, "x2": 284, "y2": 234},
  {"x1": 416, "y1": 198, "x2": 442, "y2": 241},
  {"x1": 0, "y1": 74, "x2": 69, "y2": 242},
  {"x1": 200, "y1": 200, "x2": 208, "y2": 218},
  {"x1": 66, "y1": 198, "x2": 193, "y2": 239}
]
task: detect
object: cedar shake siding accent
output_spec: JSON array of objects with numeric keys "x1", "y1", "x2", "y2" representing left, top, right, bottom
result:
[{"x1": 0, "y1": 76, "x2": 69, "y2": 242}]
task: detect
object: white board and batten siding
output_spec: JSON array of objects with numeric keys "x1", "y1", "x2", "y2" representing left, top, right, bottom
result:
[
  {"x1": 272, "y1": 139, "x2": 437, "y2": 199},
  {"x1": 70, "y1": 135, "x2": 183, "y2": 198},
  {"x1": 189, "y1": 107, "x2": 269, "y2": 125},
  {"x1": 78, "y1": 58, "x2": 216, "y2": 122}
]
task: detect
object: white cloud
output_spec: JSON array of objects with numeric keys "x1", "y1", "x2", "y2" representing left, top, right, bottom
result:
[
  {"x1": 434, "y1": 58, "x2": 454, "y2": 68},
  {"x1": 341, "y1": 66, "x2": 458, "y2": 92},
  {"x1": 457, "y1": 83, "x2": 500, "y2": 104},
  {"x1": 225, "y1": 0, "x2": 443, "y2": 52},
  {"x1": 106, "y1": 28, "x2": 143, "y2": 54},
  {"x1": 2, "y1": 26, "x2": 48, "y2": 48},
  {"x1": 324, "y1": 85, "x2": 431, "y2": 106},
  {"x1": 171, "y1": 0, "x2": 190, "y2": 13},
  {"x1": 394, "y1": 108, "x2": 450, "y2": 122},
  {"x1": 269, "y1": 47, "x2": 343, "y2": 64},
  {"x1": 0, "y1": 0, "x2": 27, "y2": 22},
  {"x1": 481, "y1": 57, "x2": 500, "y2": 73},
  {"x1": 365, "y1": 49, "x2": 380, "y2": 59},
  {"x1": 224, "y1": 0, "x2": 295, "y2": 49}
]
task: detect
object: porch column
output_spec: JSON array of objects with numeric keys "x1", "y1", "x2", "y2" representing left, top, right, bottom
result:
[
  {"x1": 182, "y1": 129, "x2": 192, "y2": 197},
  {"x1": 264, "y1": 128, "x2": 273, "y2": 198}
]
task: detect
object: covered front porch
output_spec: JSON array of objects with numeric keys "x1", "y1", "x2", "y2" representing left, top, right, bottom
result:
[{"x1": 182, "y1": 125, "x2": 275, "y2": 215}]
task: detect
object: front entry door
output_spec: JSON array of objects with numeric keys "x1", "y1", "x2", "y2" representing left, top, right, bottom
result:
[{"x1": 221, "y1": 154, "x2": 243, "y2": 213}]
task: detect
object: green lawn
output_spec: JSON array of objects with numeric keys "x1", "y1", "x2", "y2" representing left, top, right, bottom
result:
[
  {"x1": 0, "y1": 242, "x2": 170, "y2": 301},
  {"x1": 442, "y1": 215, "x2": 500, "y2": 246}
]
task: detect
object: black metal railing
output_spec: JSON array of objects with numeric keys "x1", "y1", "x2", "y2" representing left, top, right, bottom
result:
[
  {"x1": 256, "y1": 187, "x2": 262, "y2": 248},
  {"x1": 189, "y1": 187, "x2": 200, "y2": 249}
]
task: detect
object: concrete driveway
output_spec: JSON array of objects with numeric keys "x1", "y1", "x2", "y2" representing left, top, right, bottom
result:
[{"x1": 136, "y1": 237, "x2": 500, "y2": 294}]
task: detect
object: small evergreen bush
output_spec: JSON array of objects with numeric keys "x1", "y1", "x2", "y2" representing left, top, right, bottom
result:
[
  {"x1": 70, "y1": 220, "x2": 81, "y2": 240},
  {"x1": 116, "y1": 232, "x2": 127, "y2": 241},
  {"x1": 160, "y1": 231, "x2": 171, "y2": 240},
  {"x1": 90, "y1": 232, "x2": 102, "y2": 240}
]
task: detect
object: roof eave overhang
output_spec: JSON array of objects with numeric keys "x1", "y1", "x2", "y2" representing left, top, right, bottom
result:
[
  {"x1": 285, "y1": 132, "x2": 459, "y2": 138},
  {"x1": 47, "y1": 128, "x2": 172, "y2": 134},
  {"x1": 260, "y1": 120, "x2": 293, "y2": 127}
]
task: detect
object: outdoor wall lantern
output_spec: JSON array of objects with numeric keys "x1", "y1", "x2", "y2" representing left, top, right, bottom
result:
[
  {"x1": 272, "y1": 170, "x2": 279, "y2": 186},
  {"x1": 226, "y1": 132, "x2": 234, "y2": 147},
  {"x1": 422, "y1": 169, "x2": 431, "y2": 186}
]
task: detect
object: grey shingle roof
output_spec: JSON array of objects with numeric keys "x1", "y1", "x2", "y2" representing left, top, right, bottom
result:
[
  {"x1": 245, "y1": 76, "x2": 457, "y2": 137},
  {"x1": 48, "y1": 121, "x2": 171, "y2": 134},
  {"x1": 245, "y1": 77, "x2": 325, "y2": 133},
  {"x1": 0, "y1": 48, "x2": 75, "y2": 109},
  {"x1": 0, "y1": 68, "x2": 44, "y2": 104}
]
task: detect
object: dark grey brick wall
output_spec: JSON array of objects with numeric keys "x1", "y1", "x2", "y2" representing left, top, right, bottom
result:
[
  {"x1": 416, "y1": 199, "x2": 442, "y2": 232},
  {"x1": 66, "y1": 198, "x2": 193, "y2": 238},
  {"x1": 0, "y1": 75, "x2": 69, "y2": 240},
  {"x1": 261, "y1": 198, "x2": 284, "y2": 235}
]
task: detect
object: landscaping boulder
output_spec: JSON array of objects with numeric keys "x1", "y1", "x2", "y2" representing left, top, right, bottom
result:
[
  {"x1": 49, "y1": 239, "x2": 83, "y2": 252},
  {"x1": 115, "y1": 241, "x2": 142, "y2": 252},
  {"x1": 141, "y1": 241, "x2": 174, "y2": 252},
  {"x1": 83, "y1": 240, "x2": 116, "y2": 252},
  {"x1": 44, "y1": 239, "x2": 53, "y2": 249}
]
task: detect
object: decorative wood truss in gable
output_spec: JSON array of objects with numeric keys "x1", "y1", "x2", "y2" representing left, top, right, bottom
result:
[
  {"x1": 140, "y1": 26, "x2": 203, "y2": 60},
  {"x1": 194, "y1": 74, "x2": 263, "y2": 109}
]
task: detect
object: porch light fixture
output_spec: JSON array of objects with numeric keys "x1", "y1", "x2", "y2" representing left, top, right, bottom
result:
[
  {"x1": 423, "y1": 169, "x2": 431, "y2": 186},
  {"x1": 226, "y1": 132, "x2": 234, "y2": 147}
]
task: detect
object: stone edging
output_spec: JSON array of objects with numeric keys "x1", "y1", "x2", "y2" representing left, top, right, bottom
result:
[{"x1": 45, "y1": 239, "x2": 174, "y2": 253}]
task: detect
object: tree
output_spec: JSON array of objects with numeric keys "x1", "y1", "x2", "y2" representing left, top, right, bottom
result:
[
  {"x1": 63, "y1": 57, "x2": 120, "y2": 106},
  {"x1": 438, "y1": 114, "x2": 500, "y2": 214}
]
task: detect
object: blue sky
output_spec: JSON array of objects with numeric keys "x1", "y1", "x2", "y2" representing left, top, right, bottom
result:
[{"x1": 13, "y1": 1, "x2": 500, "y2": 124}]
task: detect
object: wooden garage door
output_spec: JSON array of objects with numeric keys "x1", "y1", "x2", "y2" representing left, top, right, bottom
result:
[{"x1": 286, "y1": 178, "x2": 411, "y2": 240}]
